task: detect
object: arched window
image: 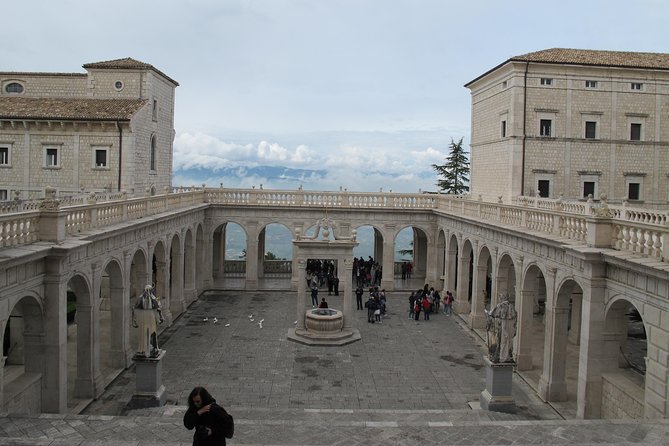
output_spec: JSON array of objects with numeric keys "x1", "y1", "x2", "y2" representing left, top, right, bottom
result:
[
  {"x1": 150, "y1": 134, "x2": 156, "y2": 171},
  {"x1": 4, "y1": 82, "x2": 24, "y2": 94}
]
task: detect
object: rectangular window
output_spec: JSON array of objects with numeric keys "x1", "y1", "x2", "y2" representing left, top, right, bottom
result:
[
  {"x1": 585, "y1": 121, "x2": 597, "y2": 139},
  {"x1": 628, "y1": 183, "x2": 640, "y2": 200},
  {"x1": 501, "y1": 80, "x2": 508, "y2": 89},
  {"x1": 538, "y1": 180, "x2": 550, "y2": 198},
  {"x1": 630, "y1": 123, "x2": 642, "y2": 141},
  {"x1": 583, "y1": 181, "x2": 595, "y2": 198},
  {"x1": 540, "y1": 78, "x2": 553, "y2": 86},
  {"x1": 152, "y1": 99, "x2": 158, "y2": 121},
  {"x1": 0, "y1": 146, "x2": 9, "y2": 165},
  {"x1": 45, "y1": 147, "x2": 59, "y2": 167},
  {"x1": 94, "y1": 148, "x2": 108, "y2": 168},
  {"x1": 501, "y1": 120, "x2": 507, "y2": 137},
  {"x1": 540, "y1": 119, "x2": 552, "y2": 137},
  {"x1": 631, "y1": 82, "x2": 643, "y2": 90},
  {"x1": 0, "y1": 189, "x2": 8, "y2": 201},
  {"x1": 585, "y1": 80, "x2": 597, "y2": 88}
]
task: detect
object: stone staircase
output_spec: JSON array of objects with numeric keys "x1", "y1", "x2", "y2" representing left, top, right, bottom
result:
[{"x1": 1, "y1": 406, "x2": 668, "y2": 445}]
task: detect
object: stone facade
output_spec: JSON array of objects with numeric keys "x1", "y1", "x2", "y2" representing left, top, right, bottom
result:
[
  {"x1": 466, "y1": 49, "x2": 669, "y2": 206},
  {"x1": 0, "y1": 59, "x2": 177, "y2": 200}
]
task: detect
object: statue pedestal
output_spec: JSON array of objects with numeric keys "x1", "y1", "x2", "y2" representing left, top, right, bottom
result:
[
  {"x1": 480, "y1": 356, "x2": 515, "y2": 412},
  {"x1": 128, "y1": 350, "x2": 167, "y2": 409}
]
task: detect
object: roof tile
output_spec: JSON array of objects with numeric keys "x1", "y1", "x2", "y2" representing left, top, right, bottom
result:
[
  {"x1": 511, "y1": 48, "x2": 669, "y2": 70},
  {"x1": 0, "y1": 97, "x2": 147, "y2": 121}
]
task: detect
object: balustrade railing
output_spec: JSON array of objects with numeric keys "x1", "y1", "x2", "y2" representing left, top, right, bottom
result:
[{"x1": 3, "y1": 187, "x2": 669, "y2": 262}]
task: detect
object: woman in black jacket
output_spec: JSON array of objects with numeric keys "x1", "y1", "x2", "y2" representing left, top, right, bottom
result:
[{"x1": 183, "y1": 387, "x2": 234, "y2": 446}]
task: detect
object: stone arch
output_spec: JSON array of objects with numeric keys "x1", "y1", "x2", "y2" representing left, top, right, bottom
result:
[
  {"x1": 183, "y1": 228, "x2": 196, "y2": 304},
  {"x1": 195, "y1": 223, "x2": 205, "y2": 290},
  {"x1": 258, "y1": 222, "x2": 293, "y2": 278},
  {"x1": 395, "y1": 225, "x2": 430, "y2": 287},
  {"x1": 66, "y1": 273, "x2": 100, "y2": 403},
  {"x1": 169, "y1": 232, "x2": 184, "y2": 316},
  {"x1": 445, "y1": 233, "x2": 459, "y2": 294},
  {"x1": 495, "y1": 253, "x2": 517, "y2": 306},
  {"x1": 539, "y1": 278, "x2": 584, "y2": 408},
  {"x1": 2, "y1": 294, "x2": 45, "y2": 414},
  {"x1": 600, "y1": 297, "x2": 647, "y2": 419},
  {"x1": 212, "y1": 221, "x2": 248, "y2": 285},
  {"x1": 99, "y1": 258, "x2": 128, "y2": 376},
  {"x1": 516, "y1": 263, "x2": 547, "y2": 372},
  {"x1": 436, "y1": 229, "x2": 446, "y2": 291}
]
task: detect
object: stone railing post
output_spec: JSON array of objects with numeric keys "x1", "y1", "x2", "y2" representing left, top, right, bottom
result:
[
  {"x1": 39, "y1": 187, "x2": 66, "y2": 243},
  {"x1": 585, "y1": 217, "x2": 614, "y2": 248},
  {"x1": 87, "y1": 192, "x2": 98, "y2": 227}
]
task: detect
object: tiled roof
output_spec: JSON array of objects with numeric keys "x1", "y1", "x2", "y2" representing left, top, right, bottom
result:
[
  {"x1": 0, "y1": 72, "x2": 86, "y2": 77},
  {"x1": 83, "y1": 57, "x2": 179, "y2": 86},
  {"x1": 511, "y1": 48, "x2": 669, "y2": 70},
  {"x1": 0, "y1": 97, "x2": 147, "y2": 121},
  {"x1": 465, "y1": 48, "x2": 669, "y2": 87}
]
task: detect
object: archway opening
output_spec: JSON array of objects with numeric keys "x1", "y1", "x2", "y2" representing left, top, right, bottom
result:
[
  {"x1": 212, "y1": 222, "x2": 247, "y2": 286},
  {"x1": 66, "y1": 274, "x2": 94, "y2": 410},
  {"x1": 394, "y1": 226, "x2": 427, "y2": 288},
  {"x1": 2, "y1": 295, "x2": 44, "y2": 414},
  {"x1": 352, "y1": 225, "x2": 383, "y2": 288},
  {"x1": 517, "y1": 264, "x2": 546, "y2": 375},
  {"x1": 129, "y1": 249, "x2": 148, "y2": 360},
  {"x1": 99, "y1": 259, "x2": 125, "y2": 386},
  {"x1": 260, "y1": 223, "x2": 293, "y2": 278}
]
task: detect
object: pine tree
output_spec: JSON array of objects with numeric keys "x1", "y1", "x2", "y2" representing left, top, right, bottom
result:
[{"x1": 432, "y1": 137, "x2": 470, "y2": 194}]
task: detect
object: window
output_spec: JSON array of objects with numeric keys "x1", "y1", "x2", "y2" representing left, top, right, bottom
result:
[
  {"x1": 45, "y1": 147, "x2": 60, "y2": 167},
  {"x1": 501, "y1": 80, "x2": 508, "y2": 89},
  {"x1": 583, "y1": 181, "x2": 595, "y2": 198},
  {"x1": 630, "y1": 123, "x2": 642, "y2": 141},
  {"x1": 540, "y1": 78, "x2": 553, "y2": 86},
  {"x1": 585, "y1": 80, "x2": 597, "y2": 88},
  {"x1": 93, "y1": 148, "x2": 108, "y2": 168},
  {"x1": 4, "y1": 82, "x2": 24, "y2": 94},
  {"x1": 152, "y1": 99, "x2": 158, "y2": 121},
  {"x1": 0, "y1": 190, "x2": 8, "y2": 201},
  {"x1": 585, "y1": 121, "x2": 597, "y2": 139},
  {"x1": 0, "y1": 145, "x2": 9, "y2": 166},
  {"x1": 114, "y1": 80, "x2": 124, "y2": 91},
  {"x1": 501, "y1": 120, "x2": 507, "y2": 137},
  {"x1": 631, "y1": 82, "x2": 643, "y2": 90},
  {"x1": 538, "y1": 180, "x2": 550, "y2": 198},
  {"x1": 540, "y1": 119, "x2": 552, "y2": 137},
  {"x1": 628, "y1": 183, "x2": 640, "y2": 200},
  {"x1": 150, "y1": 134, "x2": 157, "y2": 171}
]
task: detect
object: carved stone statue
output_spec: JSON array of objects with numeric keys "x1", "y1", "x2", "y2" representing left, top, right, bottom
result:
[
  {"x1": 484, "y1": 297, "x2": 517, "y2": 363},
  {"x1": 132, "y1": 284, "x2": 165, "y2": 357}
]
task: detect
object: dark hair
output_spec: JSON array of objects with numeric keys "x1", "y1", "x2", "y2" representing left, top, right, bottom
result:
[{"x1": 188, "y1": 386, "x2": 214, "y2": 408}]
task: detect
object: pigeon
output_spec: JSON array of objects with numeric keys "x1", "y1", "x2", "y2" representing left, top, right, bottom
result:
[
  {"x1": 248, "y1": 315, "x2": 253, "y2": 319},
  {"x1": 260, "y1": 319, "x2": 265, "y2": 323},
  {"x1": 225, "y1": 323, "x2": 230, "y2": 327},
  {"x1": 213, "y1": 317, "x2": 218, "y2": 324},
  {"x1": 258, "y1": 322, "x2": 263, "y2": 329},
  {"x1": 203, "y1": 317, "x2": 209, "y2": 322},
  {"x1": 293, "y1": 320, "x2": 298, "y2": 325},
  {"x1": 250, "y1": 319, "x2": 254, "y2": 322}
]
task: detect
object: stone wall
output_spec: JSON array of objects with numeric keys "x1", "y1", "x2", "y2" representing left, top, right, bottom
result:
[
  {"x1": 601, "y1": 372, "x2": 644, "y2": 419},
  {"x1": 3, "y1": 374, "x2": 42, "y2": 415}
]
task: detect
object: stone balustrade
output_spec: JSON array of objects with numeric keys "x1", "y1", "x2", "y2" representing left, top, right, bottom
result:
[{"x1": 3, "y1": 187, "x2": 669, "y2": 262}]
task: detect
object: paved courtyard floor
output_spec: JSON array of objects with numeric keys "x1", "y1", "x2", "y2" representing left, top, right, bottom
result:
[{"x1": 2, "y1": 291, "x2": 668, "y2": 445}]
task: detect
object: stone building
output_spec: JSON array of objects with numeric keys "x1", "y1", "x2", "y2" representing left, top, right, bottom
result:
[
  {"x1": 465, "y1": 48, "x2": 669, "y2": 206},
  {"x1": 0, "y1": 58, "x2": 178, "y2": 200}
]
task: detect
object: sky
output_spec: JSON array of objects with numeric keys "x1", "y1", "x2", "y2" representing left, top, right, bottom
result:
[{"x1": 3, "y1": 0, "x2": 669, "y2": 193}]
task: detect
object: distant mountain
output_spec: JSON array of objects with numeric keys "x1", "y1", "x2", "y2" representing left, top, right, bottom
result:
[{"x1": 174, "y1": 165, "x2": 327, "y2": 183}]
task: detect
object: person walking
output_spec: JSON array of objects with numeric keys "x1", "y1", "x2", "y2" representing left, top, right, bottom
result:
[
  {"x1": 365, "y1": 295, "x2": 377, "y2": 323},
  {"x1": 422, "y1": 294, "x2": 431, "y2": 321},
  {"x1": 183, "y1": 386, "x2": 234, "y2": 446},
  {"x1": 355, "y1": 286, "x2": 364, "y2": 310}
]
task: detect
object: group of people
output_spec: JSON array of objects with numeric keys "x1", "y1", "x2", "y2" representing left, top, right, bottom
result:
[
  {"x1": 400, "y1": 261, "x2": 413, "y2": 280},
  {"x1": 362, "y1": 286, "x2": 387, "y2": 323},
  {"x1": 409, "y1": 285, "x2": 454, "y2": 321},
  {"x1": 352, "y1": 256, "x2": 382, "y2": 287}
]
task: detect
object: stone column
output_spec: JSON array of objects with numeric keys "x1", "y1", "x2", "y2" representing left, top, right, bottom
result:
[
  {"x1": 446, "y1": 246, "x2": 457, "y2": 294},
  {"x1": 538, "y1": 268, "x2": 568, "y2": 402},
  {"x1": 245, "y1": 222, "x2": 259, "y2": 289},
  {"x1": 342, "y1": 257, "x2": 353, "y2": 330},
  {"x1": 568, "y1": 292, "x2": 583, "y2": 345},
  {"x1": 43, "y1": 256, "x2": 67, "y2": 413},
  {"x1": 380, "y1": 238, "x2": 395, "y2": 291},
  {"x1": 425, "y1": 234, "x2": 440, "y2": 286},
  {"x1": 183, "y1": 239, "x2": 197, "y2": 305},
  {"x1": 170, "y1": 240, "x2": 185, "y2": 317},
  {"x1": 201, "y1": 219, "x2": 214, "y2": 290},
  {"x1": 515, "y1": 287, "x2": 535, "y2": 371},
  {"x1": 110, "y1": 280, "x2": 131, "y2": 369},
  {"x1": 454, "y1": 251, "x2": 471, "y2": 314},
  {"x1": 0, "y1": 355, "x2": 5, "y2": 407},
  {"x1": 469, "y1": 264, "x2": 487, "y2": 329},
  {"x1": 296, "y1": 259, "x2": 306, "y2": 331},
  {"x1": 74, "y1": 302, "x2": 102, "y2": 399},
  {"x1": 257, "y1": 230, "x2": 266, "y2": 279}
]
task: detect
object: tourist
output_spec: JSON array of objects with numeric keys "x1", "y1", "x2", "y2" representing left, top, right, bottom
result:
[
  {"x1": 355, "y1": 286, "x2": 364, "y2": 310},
  {"x1": 408, "y1": 291, "x2": 416, "y2": 319},
  {"x1": 444, "y1": 291, "x2": 453, "y2": 316},
  {"x1": 414, "y1": 298, "x2": 421, "y2": 321},
  {"x1": 432, "y1": 288, "x2": 441, "y2": 314},
  {"x1": 319, "y1": 297, "x2": 328, "y2": 309},
  {"x1": 310, "y1": 283, "x2": 319, "y2": 308},
  {"x1": 183, "y1": 386, "x2": 234, "y2": 446},
  {"x1": 422, "y1": 293, "x2": 431, "y2": 321},
  {"x1": 334, "y1": 276, "x2": 339, "y2": 296},
  {"x1": 365, "y1": 295, "x2": 377, "y2": 323}
]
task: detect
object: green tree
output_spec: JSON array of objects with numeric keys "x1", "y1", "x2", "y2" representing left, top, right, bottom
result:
[
  {"x1": 432, "y1": 137, "x2": 470, "y2": 194},
  {"x1": 264, "y1": 251, "x2": 285, "y2": 260}
]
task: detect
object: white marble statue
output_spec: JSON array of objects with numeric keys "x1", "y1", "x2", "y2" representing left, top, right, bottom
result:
[{"x1": 484, "y1": 298, "x2": 517, "y2": 363}]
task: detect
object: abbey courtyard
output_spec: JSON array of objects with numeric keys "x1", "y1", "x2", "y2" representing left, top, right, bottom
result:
[{"x1": 2, "y1": 49, "x2": 669, "y2": 444}]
